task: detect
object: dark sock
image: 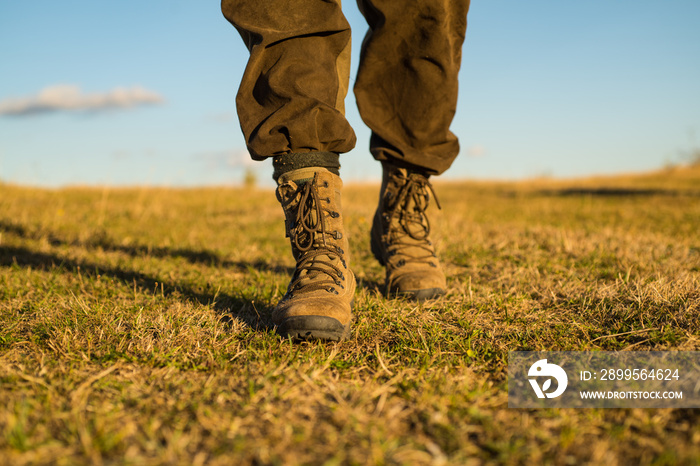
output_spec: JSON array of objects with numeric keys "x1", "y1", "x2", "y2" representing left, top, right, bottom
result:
[
  {"x1": 381, "y1": 160, "x2": 432, "y2": 178},
  {"x1": 273, "y1": 151, "x2": 340, "y2": 182}
]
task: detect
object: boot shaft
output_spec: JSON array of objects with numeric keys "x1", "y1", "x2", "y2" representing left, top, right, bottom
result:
[
  {"x1": 377, "y1": 164, "x2": 439, "y2": 242},
  {"x1": 277, "y1": 168, "x2": 350, "y2": 265}
]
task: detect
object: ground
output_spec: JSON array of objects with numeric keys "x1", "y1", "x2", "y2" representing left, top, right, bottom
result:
[{"x1": 1, "y1": 165, "x2": 699, "y2": 465}]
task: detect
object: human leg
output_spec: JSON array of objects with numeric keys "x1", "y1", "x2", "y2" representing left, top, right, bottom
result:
[
  {"x1": 355, "y1": 0, "x2": 470, "y2": 299},
  {"x1": 222, "y1": 0, "x2": 356, "y2": 339},
  {"x1": 222, "y1": 0, "x2": 357, "y2": 159},
  {"x1": 354, "y1": 0, "x2": 470, "y2": 175}
]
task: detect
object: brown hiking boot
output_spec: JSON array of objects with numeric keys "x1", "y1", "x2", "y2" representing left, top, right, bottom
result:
[
  {"x1": 273, "y1": 168, "x2": 356, "y2": 341},
  {"x1": 371, "y1": 164, "x2": 447, "y2": 300}
]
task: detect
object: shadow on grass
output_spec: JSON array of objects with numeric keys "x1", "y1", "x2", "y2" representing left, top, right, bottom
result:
[
  {"x1": 0, "y1": 219, "x2": 294, "y2": 276},
  {"x1": 0, "y1": 244, "x2": 274, "y2": 332},
  {"x1": 355, "y1": 276, "x2": 383, "y2": 295},
  {"x1": 536, "y1": 187, "x2": 700, "y2": 197}
]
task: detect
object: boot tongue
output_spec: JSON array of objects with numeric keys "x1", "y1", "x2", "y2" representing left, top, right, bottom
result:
[
  {"x1": 278, "y1": 168, "x2": 341, "y2": 294},
  {"x1": 386, "y1": 171, "x2": 429, "y2": 241},
  {"x1": 402, "y1": 189, "x2": 429, "y2": 239},
  {"x1": 277, "y1": 167, "x2": 334, "y2": 254}
]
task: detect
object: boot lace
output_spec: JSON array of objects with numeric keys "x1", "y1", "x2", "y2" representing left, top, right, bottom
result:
[
  {"x1": 384, "y1": 172, "x2": 441, "y2": 268},
  {"x1": 280, "y1": 174, "x2": 346, "y2": 296}
]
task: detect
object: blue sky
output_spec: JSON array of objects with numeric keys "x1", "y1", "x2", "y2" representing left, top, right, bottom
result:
[{"x1": 1, "y1": 1, "x2": 699, "y2": 187}]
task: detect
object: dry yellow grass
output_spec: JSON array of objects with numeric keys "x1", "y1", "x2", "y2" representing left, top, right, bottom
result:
[{"x1": 1, "y1": 165, "x2": 699, "y2": 464}]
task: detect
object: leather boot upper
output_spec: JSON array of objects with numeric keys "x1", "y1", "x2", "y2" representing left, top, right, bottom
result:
[{"x1": 273, "y1": 168, "x2": 355, "y2": 327}]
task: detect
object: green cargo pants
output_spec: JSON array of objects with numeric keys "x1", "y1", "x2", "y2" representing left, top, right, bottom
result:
[{"x1": 222, "y1": 0, "x2": 470, "y2": 175}]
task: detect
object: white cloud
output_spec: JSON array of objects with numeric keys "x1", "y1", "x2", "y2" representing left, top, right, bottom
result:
[
  {"x1": 0, "y1": 84, "x2": 165, "y2": 116},
  {"x1": 467, "y1": 145, "x2": 487, "y2": 157}
]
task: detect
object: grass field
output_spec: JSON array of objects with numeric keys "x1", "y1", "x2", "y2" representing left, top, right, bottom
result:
[{"x1": 1, "y1": 165, "x2": 699, "y2": 465}]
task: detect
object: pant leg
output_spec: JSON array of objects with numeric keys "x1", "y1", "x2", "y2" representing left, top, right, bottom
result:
[
  {"x1": 354, "y1": 0, "x2": 470, "y2": 175},
  {"x1": 222, "y1": 0, "x2": 357, "y2": 160}
]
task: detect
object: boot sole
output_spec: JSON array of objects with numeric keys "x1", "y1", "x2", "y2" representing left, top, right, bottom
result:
[
  {"x1": 389, "y1": 287, "x2": 446, "y2": 302},
  {"x1": 277, "y1": 315, "x2": 351, "y2": 342}
]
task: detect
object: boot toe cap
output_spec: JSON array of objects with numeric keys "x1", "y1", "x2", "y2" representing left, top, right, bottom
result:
[{"x1": 272, "y1": 290, "x2": 355, "y2": 341}]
